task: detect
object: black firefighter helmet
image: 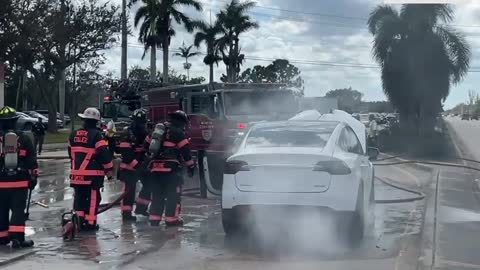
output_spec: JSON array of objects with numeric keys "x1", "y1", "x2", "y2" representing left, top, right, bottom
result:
[
  {"x1": 168, "y1": 110, "x2": 189, "y2": 124},
  {"x1": 131, "y1": 109, "x2": 147, "y2": 123}
]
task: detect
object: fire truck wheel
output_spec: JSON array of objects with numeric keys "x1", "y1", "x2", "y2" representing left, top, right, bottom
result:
[{"x1": 197, "y1": 151, "x2": 208, "y2": 198}]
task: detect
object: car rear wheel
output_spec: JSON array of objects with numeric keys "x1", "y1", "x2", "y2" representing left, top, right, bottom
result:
[
  {"x1": 336, "y1": 186, "x2": 364, "y2": 247},
  {"x1": 222, "y1": 209, "x2": 241, "y2": 236}
]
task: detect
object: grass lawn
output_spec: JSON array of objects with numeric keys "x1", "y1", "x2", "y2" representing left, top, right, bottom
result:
[{"x1": 45, "y1": 130, "x2": 71, "y2": 144}]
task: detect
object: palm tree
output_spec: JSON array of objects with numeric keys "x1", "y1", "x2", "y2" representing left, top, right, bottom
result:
[
  {"x1": 156, "y1": 0, "x2": 202, "y2": 83},
  {"x1": 217, "y1": 0, "x2": 258, "y2": 82},
  {"x1": 173, "y1": 42, "x2": 200, "y2": 80},
  {"x1": 134, "y1": 0, "x2": 162, "y2": 81},
  {"x1": 368, "y1": 4, "x2": 470, "y2": 134},
  {"x1": 194, "y1": 21, "x2": 222, "y2": 84}
]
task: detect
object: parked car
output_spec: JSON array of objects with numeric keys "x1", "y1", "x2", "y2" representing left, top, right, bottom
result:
[
  {"x1": 462, "y1": 113, "x2": 470, "y2": 120},
  {"x1": 24, "y1": 111, "x2": 63, "y2": 128},
  {"x1": 35, "y1": 110, "x2": 71, "y2": 125},
  {"x1": 471, "y1": 114, "x2": 479, "y2": 120},
  {"x1": 16, "y1": 112, "x2": 40, "y2": 131},
  {"x1": 221, "y1": 120, "x2": 378, "y2": 244}
]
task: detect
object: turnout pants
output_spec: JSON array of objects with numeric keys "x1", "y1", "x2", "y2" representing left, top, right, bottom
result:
[
  {"x1": 149, "y1": 172, "x2": 181, "y2": 223},
  {"x1": 34, "y1": 135, "x2": 44, "y2": 154},
  {"x1": 119, "y1": 170, "x2": 137, "y2": 214},
  {"x1": 136, "y1": 177, "x2": 152, "y2": 213},
  {"x1": 0, "y1": 188, "x2": 28, "y2": 244},
  {"x1": 73, "y1": 186, "x2": 101, "y2": 227}
]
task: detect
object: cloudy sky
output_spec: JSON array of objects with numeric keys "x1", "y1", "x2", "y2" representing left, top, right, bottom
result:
[{"x1": 101, "y1": 0, "x2": 480, "y2": 109}]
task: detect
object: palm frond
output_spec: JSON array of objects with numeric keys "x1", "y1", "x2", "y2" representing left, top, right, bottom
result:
[
  {"x1": 435, "y1": 25, "x2": 471, "y2": 84},
  {"x1": 371, "y1": 15, "x2": 406, "y2": 65},
  {"x1": 367, "y1": 5, "x2": 398, "y2": 35},
  {"x1": 401, "y1": 4, "x2": 453, "y2": 26},
  {"x1": 194, "y1": 32, "x2": 207, "y2": 47},
  {"x1": 134, "y1": 6, "x2": 149, "y2": 27},
  {"x1": 175, "y1": 0, "x2": 203, "y2": 11},
  {"x1": 188, "y1": 51, "x2": 200, "y2": 57}
]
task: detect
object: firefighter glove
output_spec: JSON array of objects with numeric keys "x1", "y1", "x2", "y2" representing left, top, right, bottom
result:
[{"x1": 187, "y1": 166, "x2": 195, "y2": 177}]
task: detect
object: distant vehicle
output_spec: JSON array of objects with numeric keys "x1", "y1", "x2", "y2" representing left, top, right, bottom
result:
[
  {"x1": 35, "y1": 110, "x2": 71, "y2": 125},
  {"x1": 359, "y1": 114, "x2": 370, "y2": 126},
  {"x1": 24, "y1": 111, "x2": 63, "y2": 128},
  {"x1": 16, "y1": 112, "x2": 41, "y2": 131},
  {"x1": 471, "y1": 114, "x2": 479, "y2": 120},
  {"x1": 221, "y1": 120, "x2": 378, "y2": 244},
  {"x1": 462, "y1": 113, "x2": 470, "y2": 120}
]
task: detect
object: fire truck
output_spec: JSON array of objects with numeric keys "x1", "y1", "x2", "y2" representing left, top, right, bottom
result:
[{"x1": 102, "y1": 81, "x2": 302, "y2": 197}]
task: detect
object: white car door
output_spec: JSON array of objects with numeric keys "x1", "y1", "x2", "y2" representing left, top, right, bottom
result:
[
  {"x1": 345, "y1": 127, "x2": 373, "y2": 209},
  {"x1": 333, "y1": 127, "x2": 363, "y2": 188}
]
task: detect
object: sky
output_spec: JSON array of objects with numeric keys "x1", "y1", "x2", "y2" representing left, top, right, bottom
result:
[{"x1": 100, "y1": 0, "x2": 480, "y2": 109}]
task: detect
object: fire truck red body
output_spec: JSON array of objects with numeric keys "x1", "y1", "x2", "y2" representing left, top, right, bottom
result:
[{"x1": 103, "y1": 81, "x2": 302, "y2": 197}]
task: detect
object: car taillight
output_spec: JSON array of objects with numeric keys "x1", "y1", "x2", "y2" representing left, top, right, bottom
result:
[
  {"x1": 224, "y1": 160, "x2": 249, "y2": 174},
  {"x1": 237, "y1": 123, "x2": 245, "y2": 129},
  {"x1": 313, "y1": 160, "x2": 351, "y2": 175}
]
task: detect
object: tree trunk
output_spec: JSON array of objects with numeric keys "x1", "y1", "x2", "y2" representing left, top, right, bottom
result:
[
  {"x1": 58, "y1": 69, "x2": 66, "y2": 129},
  {"x1": 21, "y1": 71, "x2": 27, "y2": 111},
  {"x1": 163, "y1": 37, "x2": 169, "y2": 83},
  {"x1": 186, "y1": 58, "x2": 190, "y2": 81},
  {"x1": 209, "y1": 63, "x2": 214, "y2": 84},
  {"x1": 232, "y1": 40, "x2": 239, "y2": 82},
  {"x1": 15, "y1": 69, "x2": 22, "y2": 109},
  {"x1": 150, "y1": 44, "x2": 156, "y2": 81}
]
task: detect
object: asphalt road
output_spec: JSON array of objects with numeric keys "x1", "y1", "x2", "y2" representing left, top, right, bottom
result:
[
  {"x1": 423, "y1": 117, "x2": 480, "y2": 270},
  {"x1": 0, "y1": 155, "x2": 436, "y2": 270}
]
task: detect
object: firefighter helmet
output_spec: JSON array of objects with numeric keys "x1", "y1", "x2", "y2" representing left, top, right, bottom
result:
[
  {"x1": 168, "y1": 110, "x2": 189, "y2": 123},
  {"x1": 131, "y1": 109, "x2": 147, "y2": 123},
  {"x1": 78, "y1": 107, "x2": 101, "y2": 121},
  {"x1": 0, "y1": 106, "x2": 20, "y2": 120}
]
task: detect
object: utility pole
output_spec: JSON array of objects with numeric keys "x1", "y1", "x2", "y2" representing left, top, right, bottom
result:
[{"x1": 121, "y1": 0, "x2": 127, "y2": 80}]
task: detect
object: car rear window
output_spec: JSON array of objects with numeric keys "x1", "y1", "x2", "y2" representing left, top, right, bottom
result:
[{"x1": 246, "y1": 125, "x2": 335, "y2": 148}]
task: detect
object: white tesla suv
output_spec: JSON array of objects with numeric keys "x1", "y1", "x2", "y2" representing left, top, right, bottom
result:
[{"x1": 221, "y1": 120, "x2": 377, "y2": 242}]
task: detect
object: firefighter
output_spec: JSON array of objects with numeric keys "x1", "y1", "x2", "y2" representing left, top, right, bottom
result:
[
  {"x1": 117, "y1": 109, "x2": 149, "y2": 221},
  {"x1": 147, "y1": 110, "x2": 194, "y2": 227},
  {"x1": 0, "y1": 106, "x2": 38, "y2": 248},
  {"x1": 69, "y1": 108, "x2": 113, "y2": 231}
]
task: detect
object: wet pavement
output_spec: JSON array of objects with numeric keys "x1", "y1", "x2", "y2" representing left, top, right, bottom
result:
[
  {"x1": 0, "y1": 158, "x2": 434, "y2": 270},
  {"x1": 426, "y1": 118, "x2": 480, "y2": 270}
]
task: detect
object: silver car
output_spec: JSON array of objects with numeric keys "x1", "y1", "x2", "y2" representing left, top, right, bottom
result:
[{"x1": 16, "y1": 112, "x2": 41, "y2": 131}]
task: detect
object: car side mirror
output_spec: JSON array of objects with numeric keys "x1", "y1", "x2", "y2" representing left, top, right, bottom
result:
[{"x1": 367, "y1": 147, "x2": 380, "y2": 161}]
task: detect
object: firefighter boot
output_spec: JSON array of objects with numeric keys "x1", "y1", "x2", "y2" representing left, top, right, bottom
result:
[
  {"x1": 0, "y1": 238, "x2": 9, "y2": 246},
  {"x1": 134, "y1": 205, "x2": 149, "y2": 217},
  {"x1": 11, "y1": 239, "x2": 34, "y2": 249},
  {"x1": 165, "y1": 219, "x2": 184, "y2": 228},
  {"x1": 122, "y1": 212, "x2": 137, "y2": 222},
  {"x1": 150, "y1": 220, "x2": 160, "y2": 227},
  {"x1": 81, "y1": 223, "x2": 99, "y2": 232}
]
